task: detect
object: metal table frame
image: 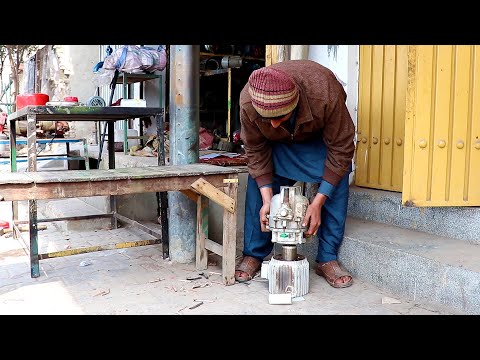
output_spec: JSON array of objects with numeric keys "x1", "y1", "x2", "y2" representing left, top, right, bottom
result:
[
  {"x1": 6, "y1": 105, "x2": 168, "y2": 276},
  {"x1": 0, "y1": 138, "x2": 90, "y2": 168}
]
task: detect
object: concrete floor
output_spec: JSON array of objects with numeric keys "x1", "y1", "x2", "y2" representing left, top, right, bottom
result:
[{"x1": 0, "y1": 202, "x2": 458, "y2": 315}]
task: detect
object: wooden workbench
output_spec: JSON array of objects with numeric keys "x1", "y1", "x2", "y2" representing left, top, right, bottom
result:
[
  {"x1": 5, "y1": 106, "x2": 242, "y2": 285},
  {"x1": 0, "y1": 163, "x2": 242, "y2": 285}
]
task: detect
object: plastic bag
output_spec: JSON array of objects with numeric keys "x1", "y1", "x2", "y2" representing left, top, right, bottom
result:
[
  {"x1": 103, "y1": 45, "x2": 167, "y2": 74},
  {"x1": 92, "y1": 68, "x2": 116, "y2": 88}
]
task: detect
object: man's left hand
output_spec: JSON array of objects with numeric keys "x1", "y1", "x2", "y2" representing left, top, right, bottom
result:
[{"x1": 303, "y1": 193, "x2": 327, "y2": 236}]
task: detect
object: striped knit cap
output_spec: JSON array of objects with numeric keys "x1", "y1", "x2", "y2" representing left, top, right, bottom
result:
[{"x1": 248, "y1": 67, "x2": 299, "y2": 118}]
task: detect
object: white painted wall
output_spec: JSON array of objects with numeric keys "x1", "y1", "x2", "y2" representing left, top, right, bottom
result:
[
  {"x1": 308, "y1": 45, "x2": 359, "y2": 183},
  {"x1": 68, "y1": 45, "x2": 99, "y2": 101},
  {"x1": 308, "y1": 45, "x2": 358, "y2": 125},
  {"x1": 309, "y1": 46, "x2": 349, "y2": 85},
  {"x1": 66, "y1": 45, "x2": 99, "y2": 144},
  {"x1": 35, "y1": 46, "x2": 99, "y2": 143}
]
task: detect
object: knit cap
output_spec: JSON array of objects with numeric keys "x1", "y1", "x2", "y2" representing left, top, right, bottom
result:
[{"x1": 248, "y1": 67, "x2": 299, "y2": 118}]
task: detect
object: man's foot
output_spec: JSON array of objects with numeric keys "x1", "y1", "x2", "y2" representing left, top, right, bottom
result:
[
  {"x1": 235, "y1": 256, "x2": 262, "y2": 282},
  {"x1": 315, "y1": 260, "x2": 353, "y2": 288}
]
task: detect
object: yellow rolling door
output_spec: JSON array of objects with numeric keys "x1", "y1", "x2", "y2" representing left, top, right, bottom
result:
[
  {"x1": 356, "y1": 45, "x2": 407, "y2": 192},
  {"x1": 403, "y1": 45, "x2": 480, "y2": 206}
]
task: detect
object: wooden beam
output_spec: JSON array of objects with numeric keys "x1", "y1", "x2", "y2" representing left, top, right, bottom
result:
[
  {"x1": 0, "y1": 174, "x2": 229, "y2": 201},
  {"x1": 180, "y1": 189, "x2": 199, "y2": 202},
  {"x1": 190, "y1": 178, "x2": 236, "y2": 213},
  {"x1": 205, "y1": 238, "x2": 223, "y2": 256},
  {"x1": 196, "y1": 195, "x2": 209, "y2": 270},
  {"x1": 222, "y1": 178, "x2": 238, "y2": 285}
]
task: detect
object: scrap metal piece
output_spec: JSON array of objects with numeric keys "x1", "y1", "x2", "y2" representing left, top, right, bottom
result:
[
  {"x1": 186, "y1": 276, "x2": 202, "y2": 281},
  {"x1": 189, "y1": 301, "x2": 203, "y2": 310}
]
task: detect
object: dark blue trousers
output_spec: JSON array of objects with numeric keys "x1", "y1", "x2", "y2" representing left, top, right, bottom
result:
[{"x1": 243, "y1": 171, "x2": 350, "y2": 264}]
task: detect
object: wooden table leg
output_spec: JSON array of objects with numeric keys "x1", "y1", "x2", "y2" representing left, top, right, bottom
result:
[
  {"x1": 196, "y1": 195, "x2": 208, "y2": 270},
  {"x1": 222, "y1": 175, "x2": 238, "y2": 285}
]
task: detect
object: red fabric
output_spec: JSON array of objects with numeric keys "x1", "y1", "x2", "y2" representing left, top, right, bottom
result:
[
  {"x1": 0, "y1": 219, "x2": 10, "y2": 229},
  {"x1": 200, "y1": 154, "x2": 248, "y2": 166},
  {"x1": 199, "y1": 127, "x2": 214, "y2": 150},
  {"x1": 0, "y1": 112, "x2": 7, "y2": 133},
  {"x1": 111, "y1": 98, "x2": 123, "y2": 106}
]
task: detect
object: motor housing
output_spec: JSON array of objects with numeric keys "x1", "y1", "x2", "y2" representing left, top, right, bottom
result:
[
  {"x1": 262, "y1": 185, "x2": 311, "y2": 301},
  {"x1": 267, "y1": 185, "x2": 309, "y2": 245}
]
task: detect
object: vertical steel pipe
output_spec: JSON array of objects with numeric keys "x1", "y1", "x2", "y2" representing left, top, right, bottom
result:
[{"x1": 168, "y1": 45, "x2": 200, "y2": 263}]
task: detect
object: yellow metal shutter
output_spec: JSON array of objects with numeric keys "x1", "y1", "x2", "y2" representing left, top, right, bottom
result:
[
  {"x1": 403, "y1": 45, "x2": 480, "y2": 206},
  {"x1": 356, "y1": 45, "x2": 408, "y2": 192}
]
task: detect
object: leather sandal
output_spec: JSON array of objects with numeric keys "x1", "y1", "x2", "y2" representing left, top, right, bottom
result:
[
  {"x1": 316, "y1": 260, "x2": 353, "y2": 288},
  {"x1": 235, "y1": 256, "x2": 262, "y2": 283}
]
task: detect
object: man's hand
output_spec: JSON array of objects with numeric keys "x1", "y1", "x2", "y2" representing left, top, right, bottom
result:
[
  {"x1": 303, "y1": 193, "x2": 328, "y2": 236},
  {"x1": 259, "y1": 202, "x2": 271, "y2": 232},
  {"x1": 259, "y1": 186, "x2": 273, "y2": 232}
]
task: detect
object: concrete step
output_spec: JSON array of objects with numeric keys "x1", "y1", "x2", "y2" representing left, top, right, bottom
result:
[
  {"x1": 348, "y1": 186, "x2": 480, "y2": 243},
  {"x1": 301, "y1": 216, "x2": 479, "y2": 315}
]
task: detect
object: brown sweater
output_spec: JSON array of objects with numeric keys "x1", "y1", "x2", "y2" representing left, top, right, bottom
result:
[{"x1": 239, "y1": 60, "x2": 356, "y2": 188}]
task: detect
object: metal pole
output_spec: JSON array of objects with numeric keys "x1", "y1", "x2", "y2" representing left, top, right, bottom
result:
[{"x1": 168, "y1": 45, "x2": 200, "y2": 263}]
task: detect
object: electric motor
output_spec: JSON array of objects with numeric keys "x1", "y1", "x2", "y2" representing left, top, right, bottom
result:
[{"x1": 267, "y1": 186, "x2": 309, "y2": 245}]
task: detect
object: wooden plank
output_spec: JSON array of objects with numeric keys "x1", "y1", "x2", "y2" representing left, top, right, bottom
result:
[
  {"x1": 190, "y1": 178, "x2": 236, "y2": 213},
  {"x1": 0, "y1": 164, "x2": 240, "y2": 185},
  {"x1": 180, "y1": 189, "x2": 199, "y2": 202},
  {"x1": 205, "y1": 238, "x2": 222, "y2": 256},
  {"x1": 222, "y1": 178, "x2": 238, "y2": 286},
  {"x1": 0, "y1": 173, "x2": 34, "y2": 185},
  {"x1": 196, "y1": 195, "x2": 209, "y2": 270},
  {"x1": 0, "y1": 174, "x2": 230, "y2": 201},
  {"x1": 153, "y1": 163, "x2": 240, "y2": 176}
]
